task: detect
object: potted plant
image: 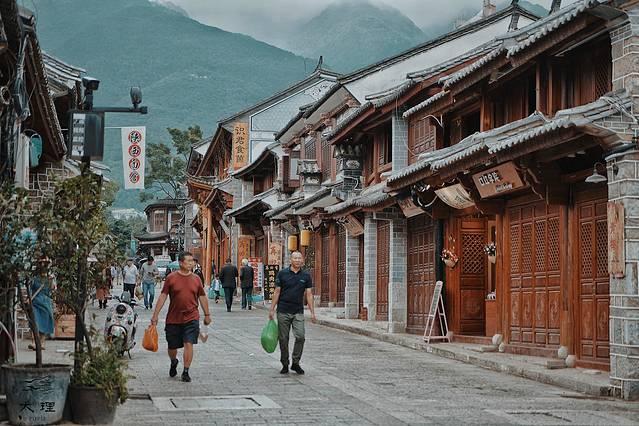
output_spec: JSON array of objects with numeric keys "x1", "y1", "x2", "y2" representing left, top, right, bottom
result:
[
  {"x1": 68, "y1": 329, "x2": 129, "y2": 425},
  {"x1": 484, "y1": 242, "x2": 496, "y2": 264},
  {"x1": 441, "y1": 248, "x2": 458, "y2": 268},
  {"x1": 0, "y1": 184, "x2": 71, "y2": 426}
]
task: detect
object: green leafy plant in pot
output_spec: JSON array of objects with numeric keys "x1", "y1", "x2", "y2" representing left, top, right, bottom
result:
[
  {"x1": 69, "y1": 327, "x2": 130, "y2": 425},
  {"x1": 0, "y1": 184, "x2": 71, "y2": 426}
]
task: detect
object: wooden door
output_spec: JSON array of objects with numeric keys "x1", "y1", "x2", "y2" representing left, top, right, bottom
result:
[
  {"x1": 407, "y1": 215, "x2": 436, "y2": 334},
  {"x1": 508, "y1": 200, "x2": 561, "y2": 347},
  {"x1": 457, "y1": 217, "x2": 487, "y2": 335},
  {"x1": 321, "y1": 227, "x2": 330, "y2": 305},
  {"x1": 376, "y1": 221, "x2": 390, "y2": 321},
  {"x1": 337, "y1": 226, "x2": 346, "y2": 305},
  {"x1": 359, "y1": 236, "x2": 364, "y2": 315},
  {"x1": 576, "y1": 187, "x2": 609, "y2": 367}
]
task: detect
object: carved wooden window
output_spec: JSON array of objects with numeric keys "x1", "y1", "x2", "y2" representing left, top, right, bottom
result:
[
  {"x1": 153, "y1": 210, "x2": 165, "y2": 232},
  {"x1": 462, "y1": 233, "x2": 485, "y2": 275},
  {"x1": 304, "y1": 137, "x2": 317, "y2": 160},
  {"x1": 408, "y1": 113, "x2": 436, "y2": 164},
  {"x1": 321, "y1": 137, "x2": 331, "y2": 182}
]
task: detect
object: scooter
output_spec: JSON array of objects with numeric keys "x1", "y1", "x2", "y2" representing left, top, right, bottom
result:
[{"x1": 104, "y1": 291, "x2": 138, "y2": 358}]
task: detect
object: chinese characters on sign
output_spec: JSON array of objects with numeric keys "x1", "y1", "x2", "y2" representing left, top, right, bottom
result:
[
  {"x1": 249, "y1": 257, "x2": 263, "y2": 289},
  {"x1": 263, "y1": 265, "x2": 279, "y2": 301},
  {"x1": 232, "y1": 122, "x2": 249, "y2": 170},
  {"x1": 237, "y1": 236, "x2": 252, "y2": 266},
  {"x1": 608, "y1": 202, "x2": 625, "y2": 278},
  {"x1": 268, "y1": 242, "x2": 282, "y2": 266},
  {"x1": 398, "y1": 196, "x2": 423, "y2": 218},
  {"x1": 472, "y1": 161, "x2": 524, "y2": 198},
  {"x1": 121, "y1": 127, "x2": 146, "y2": 189}
]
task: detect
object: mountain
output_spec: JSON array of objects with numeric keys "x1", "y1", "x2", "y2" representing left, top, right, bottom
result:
[
  {"x1": 284, "y1": 0, "x2": 425, "y2": 73},
  {"x1": 31, "y1": 0, "x2": 312, "y2": 208}
]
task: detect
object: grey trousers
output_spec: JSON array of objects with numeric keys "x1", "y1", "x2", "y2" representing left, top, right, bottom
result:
[{"x1": 277, "y1": 312, "x2": 305, "y2": 366}]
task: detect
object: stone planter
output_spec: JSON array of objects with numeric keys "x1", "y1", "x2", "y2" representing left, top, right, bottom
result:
[
  {"x1": 69, "y1": 384, "x2": 119, "y2": 425},
  {"x1": 488, "y1": 254, "x2": 496, "y2": 264},
  {"x1": 2, "y1": 364, "x2": 70, "y2": 426}
]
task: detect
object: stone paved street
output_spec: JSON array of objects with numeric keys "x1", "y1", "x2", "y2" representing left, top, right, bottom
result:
[{"x1": 102, "y1": 294, "x2": 639, "y2": 425}]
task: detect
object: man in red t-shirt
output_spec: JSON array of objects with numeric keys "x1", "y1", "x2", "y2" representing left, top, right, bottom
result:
[{"x1": 151, "y1": 252, "x2": 211, "y2": 382}]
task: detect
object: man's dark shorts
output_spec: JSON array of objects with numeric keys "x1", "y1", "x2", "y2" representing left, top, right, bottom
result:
[{"x1": 165, "y1": 320, "x2": 199, "y2": 349}]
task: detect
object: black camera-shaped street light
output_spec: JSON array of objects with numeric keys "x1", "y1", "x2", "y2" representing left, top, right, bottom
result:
[{"x1": 69, "y1": 77, "x2": 148, "y2": 162}]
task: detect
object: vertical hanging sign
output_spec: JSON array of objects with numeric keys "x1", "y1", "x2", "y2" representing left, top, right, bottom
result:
[
  {"x1": 232, "y1": 122, "x2": 249, "y2": 170},
  {"x1": 121, "y1": 127, "x2": 146, "y2": 189}
]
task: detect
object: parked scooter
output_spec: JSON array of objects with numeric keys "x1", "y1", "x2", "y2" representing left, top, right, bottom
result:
[{"x1": 104, "y1": 291, "x2": 138, "y2": 358}]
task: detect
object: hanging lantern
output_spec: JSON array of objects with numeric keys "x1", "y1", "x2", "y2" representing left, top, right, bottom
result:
[
  {"x1": 288, "y1": 235, "x2": 298, "y2": 252},
  {"x1": 300, "y1": 229, "x2": 312, "y2": 247}
]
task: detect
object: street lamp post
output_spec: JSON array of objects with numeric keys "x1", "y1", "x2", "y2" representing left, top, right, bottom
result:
[{"x1": 72, "y1": 77, "x2": 148, "y2": 372}]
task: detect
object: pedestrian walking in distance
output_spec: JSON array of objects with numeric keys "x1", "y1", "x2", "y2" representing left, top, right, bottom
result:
[
  {"x1": 141, "y1": 256, "x2": 159, "y2": 310},
  {"x1": 122, "y1": 258, "x2": 139, "y2": 300},
  {"x1": 269, "y1": 251, "x2": 316, "y2": 374},
  {"x1": 219, "y1": 258, "x2": 238, "y2": 312},
  {"x1": 240, "y1": 258, "x2": 254, "y2": 310},
  {"x1": 151, "y1": 252, "x2": 211, "y2": 383}
]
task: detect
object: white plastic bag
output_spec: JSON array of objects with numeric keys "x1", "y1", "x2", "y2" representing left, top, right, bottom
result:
[{"x1": 199, "y1": 323, "x2": 209, "y2": 343}]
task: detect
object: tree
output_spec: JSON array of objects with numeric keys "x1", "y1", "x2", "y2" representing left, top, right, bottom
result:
[
  {"x1": 140, "y1": 125, "x2": 202, "y2": 201},
  {"x1": 107, "y1": 215, "x2": 146, "y2": 255}
]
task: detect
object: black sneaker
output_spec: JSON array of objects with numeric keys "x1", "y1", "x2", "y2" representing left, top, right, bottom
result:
[
  {"x1": 279, "y1": 365, "x2": 289, "y2": 374},
  {"x1": 181, "y1": 370, "x2": 191, "y2": 382},
  {"x1": 248, "y1": 306, "x2": 252, "y2": 310},
  {"x1": 291, "y1": 364, "x2": 305, "y2": 375},
  {"x1": 169, "y1": 359, "x2": 179, "y2": 377}
]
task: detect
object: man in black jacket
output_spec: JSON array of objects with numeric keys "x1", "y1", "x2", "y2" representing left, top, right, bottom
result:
[
  {"x1": 218, "y1": 258, "x2": 238, "y2": 312},
  {"x1": 239, "y1": 258, "x2": 254, "y2": 310}
]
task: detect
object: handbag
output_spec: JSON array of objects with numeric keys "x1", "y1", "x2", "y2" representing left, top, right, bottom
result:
[
  {"x1": 208, "y1": 286, "x2": 216, "y2": 300},
  {"x1": 135, "y1": 285, "x2": 143, "y2": 300},
  {"x1": 142, "y1": 325, "x2": 158, "y2": 352}
]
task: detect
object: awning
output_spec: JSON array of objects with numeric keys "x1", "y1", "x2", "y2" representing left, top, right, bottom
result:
[{"x1": 292, "y1": 185, "x2": 342, "y2": 215}]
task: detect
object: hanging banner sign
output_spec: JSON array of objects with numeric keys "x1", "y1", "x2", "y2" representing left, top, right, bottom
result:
[
  {"x1": 263, "y1": 265, "x2": 279, "y2": 301},
  {"x1": 398, "y1": 196, "x2": 424, "y2": 218},
  {"x1": 121, "y1": 127, "x2": 146, "y2": 189},
  {"x1": 472, "y1": 161, "x2": 524, "y2": 198},
  {"x1": 232, "y1": 122, "x2": 249, "y2": 170},
  {"x1": 268, "y1": 242, "x2": 282, "y2": 266},
  {"x1": 341, "y1": 214, "x2": 364, "y2": 236},
  {"x1": 237, "y1": 236, "x2": 252, "y2": 266},
  {"x1": 249, "y1": 257, "x2": 263, "y2": 289},
  {"x1": 434, "y1": 184, "x2": 474, "y2": 210}
]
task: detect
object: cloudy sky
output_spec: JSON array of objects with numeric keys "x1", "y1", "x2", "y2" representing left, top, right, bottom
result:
[{"x1": 164, "y1": 0, "x2": 577, "y2": 47}]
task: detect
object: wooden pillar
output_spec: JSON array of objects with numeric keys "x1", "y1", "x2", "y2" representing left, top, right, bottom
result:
[
  {"x1": 560, "y1": 203, "x2": 574, "y2": 353},
  {"x1": 329, "y1": 223, "x2": 338, "y2": 306},
  {"x1": 205, "y1": 207, "x2": 213, "y2": 286},
  {"x1": 495, "y1": 212, "x2": 505, "y2": 336}
]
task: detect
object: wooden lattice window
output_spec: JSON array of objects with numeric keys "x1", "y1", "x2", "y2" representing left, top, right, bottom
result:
[
  {"x1": 153, "y1": 210, "x2": 165, "y2": 232},
  {"x1": 408, "y1": 114, "x2": 436, "y2": 164},
  {"x1": 321, "y1": 137, "x2": 331, "y2": 181},
  {"x1": 462, "y1": 233, "x2": 485, "y2": 275},
  {"x1": 304, "y1": 137, "x2": 317, "y2": 160}
]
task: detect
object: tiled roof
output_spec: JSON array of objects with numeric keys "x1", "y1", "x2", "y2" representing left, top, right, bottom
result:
[
  {"x1": 325, "y1": 182, "x2": 390, "y2": 215},
  {"x1": 135, "y1": 231, "x2": 170, "y2": 242},
  {"x1": 326, "y1": 102, "x2": 372, "y2": 140},
  {"x1": 403, "y1": 90, "x2": 449, "y2": 119},
  {"x1": 265, "y1": 196, "x2": 303, "y2": 219},
  {"x1": 441, "y1": 0, "x2": 611, "y2": 92},
  {"x1": 225, "y1": 187, "x2": 279, "y2": 218},
  {"x1": 389, "y1": 89, "x2": 635, "y2": 185},
  {"x1": 338, "y1": 3, "x2": 539, "y2": 85}
]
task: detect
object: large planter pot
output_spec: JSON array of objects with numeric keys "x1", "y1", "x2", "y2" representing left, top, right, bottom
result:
[
  {"x1": 2, "y1": 364, "x2": 70, "y2": 426},
  {"x1": 69, "y1": 384, "x2": 118, "y2": 425}
]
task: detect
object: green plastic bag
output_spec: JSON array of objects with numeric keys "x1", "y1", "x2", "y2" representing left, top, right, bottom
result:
[{"x1": 260, "y1": 319, "x2": 278, "y2": 353}]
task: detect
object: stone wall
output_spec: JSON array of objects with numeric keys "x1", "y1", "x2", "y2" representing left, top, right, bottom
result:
[
  {"x1": 344, "y1": 232, "x2": 360, "y2": 319},
  {"x1": 363, "y1": 215, "x2": 377, "y2": 320}
]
